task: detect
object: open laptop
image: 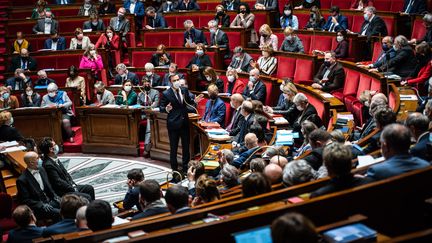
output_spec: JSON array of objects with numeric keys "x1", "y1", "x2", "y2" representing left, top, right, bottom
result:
[{"x1": 232, "y1": 225, "x2": 272, "y2": 243}]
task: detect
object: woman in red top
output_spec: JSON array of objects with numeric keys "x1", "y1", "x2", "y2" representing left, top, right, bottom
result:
[
  {"x1": 401, "y1": 42, "x2": 432, "y2": 95},
  {"x1": 224, "y1": 69, "x2": 245, "y2": 95},
  {"x1": 95, "y1": 26, "x2": 119, "y2": 74}
]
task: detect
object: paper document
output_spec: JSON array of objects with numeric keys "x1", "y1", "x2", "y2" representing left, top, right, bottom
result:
[
  {"x1": 400, "y1": 95, "x2": 418, "y2": 101},
  {"x1": 321, "y1": 93, "x2": 334, "y2": 98},
  {"x1": 358, "y1": 155, "x2": 385, "y2": 168},
  {"x1": 1, "y1": 146, "x2": 26, "y2": 153},
  {"x1": 0, "y1": 141, "x2": 18, "y2": 147}
]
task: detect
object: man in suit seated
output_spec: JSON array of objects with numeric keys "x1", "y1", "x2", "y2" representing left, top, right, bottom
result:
[
  {"x1": 311, "y1": 51, "x2": 345, "y2": 93},
  {"x1": 304, "y1": 129, "x2": 333, "y2": 171},
  {"x1": 143, "y1": 63, "x2": 162, "y2": 87},
  {"x1": 177, "y1": 0, "x2": 200, "y2": 11},
  {"x1": 202, "y1": 84, "x2": 226, "y2": 127},
  {"x1": 362, "y1": 106, "x2": 397, "y2": 154},
  {"x1": 359, "y1": 7, "x2": 388, "y2": 39},
  {"x1": 124, "y1": 0, "x2": 145, "y2": 29},
  {"x1": 158, "y1": 0, "x2": 178, "y2": 13},
  {"x1": 145, "y1": 6, "x2": 167, "y2": 29},
  {"x1": 86, "y1": 200, "x2": 113, "y2": 232},
  {"x1": 242, "y1": 68, "x2": 267, "y2": 103},
  {"x1": 16, "y1": 151, "x2": 61, "y2": 222},
  {"x1": 232, "y1": 133, "x2": 260, "y2": 168},
  {"x1": 115, "y1": 63, "x2": 140, "y2": 85},
  {"x1": 359, "y1": 36, "x2": 396, "y2": 70},
  {"x1": 83, "y1": 13, "x2": 106, "y2": 32},
  {"x1": 367, "y1": 124, "x2": 430, "y2": 181},
  {"x1": 123, "y1": 169, "x2": 145, "y2": 211},
  {"x1": 33, "y1": 11, "x2": 58, "y2": 34},
  {"x1": 402, "y1": 0, "x2": 427, "y2": 14},
  {"x1": 406, "y1": 112, "x2": 431, "y2": 161},
  {"x1": 292, "y1": 93, "x2": 321, "y2": 133},
  {"x1": 5, "y1": 68, "x2": 32, "y2": 91},
  {"x1": 183, "y1": 19, "x2": 207, "y2": 48},
  {"x1": 227, "y1": 93, "x2": 245, "y2": 134},
  {"x1": 322, "y1": 6, "x2": 348, "y2": 32},
  {"x1": 35, "y1": 70, "x2": 56, "y2": 87},
  {"x1": 254, "y1": 0, "x2": 277, "y2": 10},
  {"x1": 39, "y1": 137, "x2": 95, "y2": 201},
  {"x1": 233, "y1": 100, "x2": 255, "y2": 144},
  {"x1": 162, "y1": 63, "x2": 185, "y2": 86},
  {"x1": 132, "y1": 180, "x2": 169, "y2": 220},
  {"x1": 228, "y1": 46, "x2": 253, "y2": 73},
  {"x1": 43, "y1": 31, "x2": 66, "y2": 51},
  {"x1": 75, "y1": 205, "x2": 88, "y2": 231},
  {"x1": 165, "y1": 185, "x2": 192, "y2": 214},
  {"x1": 110, "y1": 7, "x2": 130, "y2": 43},
  {"x1": 208, "y1": 20, "x2": 230, "y2": 59},
  {"x1": 9, "y1": 48, "x2": 37, "y2": 72},
  {"x1": 42, "y1": 194, "x2": 87, "y2": 237},
  {"x1": 7, "y1": 205, "x2": 44, "y2": 243}
]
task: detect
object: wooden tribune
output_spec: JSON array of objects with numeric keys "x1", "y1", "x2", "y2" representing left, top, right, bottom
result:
[{"x1": 77, "y1": 107, "x2": 141, "y2": 156}]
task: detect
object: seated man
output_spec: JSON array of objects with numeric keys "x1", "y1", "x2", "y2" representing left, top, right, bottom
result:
[
  {"x1": 232, "y1": 133, "x2": 260, "y2": 168},
  {"x1": 233, "y1": 100, "x2": 255, "y2": 144},
  {"x1": 312, "y1": 51, "x2": 345, "y2": 92},
  {"x1": 271, "y1": 213, "x2": 318, "y2": 243},
  {"x1": 291, "y1": 93, "x2": 321, "y2": 133},
  {"x1": 208, "y1": 19, "x2": 230, "y2": 59},
  {"x1": 242, "y1": 172, "x2": 272, "y2": 198},
  {"x1": 109, "y1": 7, "x2": 130, "y2": 43},
  {"x1": 322, "y1": 6, "x2": 348, "y2": 32},
  {"x1": 115, "y1": 63, "x2": 140, "y2": 85},
  {"x1": 162, "y1": 63, "x2": 185, "y2": 86},
  {"x1": 123, "y1": 169, "x2": 145, "y2": 211},
  {"x1": 177, "y1": 0, "x2": 200, "y2": 11},
  {"x1": 42, "y1": 194, "x2": 87, "y2": 237},
  {"x1": 6, "y1": 68, "x2": 32, "y2": 91},
  {"x1": 9, "y1": 48, "x2": 37, "y2": 72},
  {"x1": 264, "y1": 163, "x2": 283, "y2": 184},
  {"x1": 75, "y1": 205, "x2": 88, "y2": 231},
  {"x1": 33, "y1": 11, "x2": 58, "y2": 34},
  {"x1": 359, "y1": 36, "x2": 396, "y2": 70},
  {"x1": 35, "y1": 70, "x2": 56, "y2": 87},
  {"x1": 86, "y1": 200, "x2": 114, "y2": 232},
  {"x1": 359, "y1": 7, "x2": 388, "y2": 39},
  {"x1": 183, "y1": 19, "x2": 207, "y2": 48},
  {"x1": 406, "y1": 112, "x2": 431, "y2": 161},
  {"x1": 7, "y1": 205, "x2": 44, "y2": 243},
  {"x1": 165, "y1": 185, "x2": 192, "y2": 214},
  {"x1": 367, "y1": 124, "x2": 430, "y2": 180},
  {"x1": 227, "y1": 93, "x2": 244, "y2": 134},
  {"x1": 242, "y1": 68, "x2": 266, "y2": 103},
  {"x1": 43, "y1": 31, "x2": 66, "y2": 51},
  {"x1": 228, "y1": 46, "x2": 253, "y2": 73},
  {"x1": 304, "y1": 129, "x2": 332, "y2": 171},
  {"x1": 143, "y1": 63, "x2": 162, "y2": 87},
  {"x1": 145, "y1": 6, "x2": 167, "y2": 29},
  {"x1": 39, "y1": 137, "x2": 95, "y2": 201},
  {"x1": 132, "y1": 180, "x2": 169, "y2": 220},
  {"x1": 0, "y1": 111, "x2": 23, "y2": 141},
  {"x1": 94, "y1": 81, "x2": 115, "y2": 105},
  {"x1": 362, "y1": 106, "x2": 396, "y2": 154},
  {"x1": 202, "y1": 84, "x2": 226, "y2": 127},
  {"x1": 16, "y1": 151, "x2": 61, "y2": 222}
]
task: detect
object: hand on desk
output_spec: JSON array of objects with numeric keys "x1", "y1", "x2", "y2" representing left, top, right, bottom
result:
[
  {"x1": 400, "y1": 80, "x2": 408, "y2": 86},
  {"x1": 311, "y1": 83, "x2": 322, "y2": 89},
  {"x1": 166, "y1": 102, "x2": 173, "y2": 113},
  {"x1": 369, "y1": 68, "x2": 379, "y2": 73}
]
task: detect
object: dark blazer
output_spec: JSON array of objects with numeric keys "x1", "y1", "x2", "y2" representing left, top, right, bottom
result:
[
  {"x1": 291, "y1": 104, "x2": 321, "y2": 133},
  {"x1": 83, "y1": 20, "x2": 106, "y2": 31},
  {"x1": 214, "y1": 14, "x2": 230, "y2": 28},
  {"x1": 304, "y1": 147, "x2": 324, "y2": 170},
  {"x1": 115, "y1": 71, "x2": 140, "y2": 85},
  {"x1": 32, "y1": 19, "x2": 59, "y2": 34},
  {"x1": 184, "y1": 28, "x2": 207, "y2": 46},
  {"x1": 123, "y1": 187, "x2": 142, "y2": 211},
  {"x1": 222, "y1": 0, "x2": 240, "y2": 11},
  {"x1": 177, "y1": 0, "x2": 200, "y2": 10},
  {"x1": 9, "y1": 56, "x2": 37, "y2": 72},
  {"x1": 305, "y1": 17, "x2": 326, "y2": 30},
  {"x1": 367, "y1": 154, "x2": 430, "y2": 180},
  {"x1": 109, "y1": 17, "x2": 130, "y2": 38},
  {"x1": 5, "y1": 77, "x2": 31, "y2": 90},
  {"x1": 143, "y1": 73, "x2": 162, "y2": 87},
  {"x1": 150, "y1": 53, "x2": 172, "y2": 67},
  {"x1": 131, "y1": 205, "x2": 169, "y2": 220},
  {"x1": 124, "y1": 1, "x2": 145, "y2": 18},
  {"x1": 242, "y1": 80, "x2": 267, "y2": 103},
  {"x1": 0, "y1": 125, "x2": 24, "y2": 142},
  {"x1": 186, "y1": 54, "x2": 212, "y2": 69},
  {"x1": 21, "y1": 93, "x2": 42, "y2": 107},
  {"x1": 210, "y1": 29, "x2": 230, "y2": 58},
  {"x1": 232, "y1": 147, "x2": 259, "y2": 168},
  {"x1": 42, "y1": 157, "x2": 77, "y2": 197},
  {"x1": 272, "y1": 99, "x2": 299, "y2": 125},
  {"x1": 203, "y1": 97, "x2": 226, "y2": 127},
  {"x1": 99, "y1": 2, "x2": 116, "y2": 15},
  {"x1": 322, "y1": 15, "x2": 348, "y2": 32},
  {"x1": 418, "y1": 27, "x2": 432, "y2": 46},
  {"x1": 146, "y1": 14, "x2": 167, "y2": 29},
  {"x1": 373, "y1": 48, "x2": 396, "y2": 68},
  {"x1": 43, "y1": 37, "x2": 66, "y2": 50},
  {"x1": 7, "y1": 226, "x2": 44, "y2": 243},
  {"x1": 313, "y1": 62, "x2": 346, "y2": 92},
  {"x1": 360, "y1": 15, "x2": 388, "y2": 40},
  {"x1": 255, "y1": 0, "x2": 277, "y2": 10},
  {"x1": 378, "y1": 45, "x2": 417, "y2": 78},
  {"x1": 310, "y1": 175, "x2": 371, "y2": 198},
  {"x1": 162, "y1": 72, "x2": 184, "y2": 86},
  {"x1": 228, "y1": 53, "x2": 253, "y2": 72},
  {"x1": 403, "y1": 0, "x2": 427, "y2": 14},
  {"x1": 159, "y1": 87, "x2": 196, "y2": 130},
  {"x1": 42, "y1": 219, "x2": 77, "y2": 237},
  {"x1": 361, "y1": 130, "x2": 381, "y2": 154},
  {"x1": 302, "y1": 0, "x2": 320, "y2": 8},
  {"x1": 35, "y1": 77, "x2": 55, "y2": 87},
  {"x1": 234, "y1": 113, "x2": 255, "y2": 144},
  {"x1": 228, "y1": 107, "x2": 243, "y2": 135},
  {"x1": 334, "y1": 40, "x2": 349, "y2": 58},
  {"x1": 158, "y1": 2, "x2": 178, "y2": 13},
  {"x1": 410, "y1": 132, "x2": 431, "y2": 161}
]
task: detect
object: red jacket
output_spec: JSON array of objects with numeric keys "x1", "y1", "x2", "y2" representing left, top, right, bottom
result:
[
  {"x1": 95, "y1": 33, "x2": 120, "y2": 50},
  {"x1": 407, "y1": 62, "x2": 432, "y2": 85},
  {"x1": 225, "y1": 79, "x2": 246, "y2": 94}
]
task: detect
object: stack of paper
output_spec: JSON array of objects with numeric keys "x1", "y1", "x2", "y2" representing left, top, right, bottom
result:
[
  {"x1": 275, "y1": 130, "x2": 299, "y2": 146},
  {"x1": 274, "y1": 117, "x2": 289, "y2": 125},
  {"x1": 0, "y1": 141, "x2": 26, "y2": 154}
]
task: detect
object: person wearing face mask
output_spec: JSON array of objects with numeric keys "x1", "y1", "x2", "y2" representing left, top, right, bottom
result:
[
  {"x1": 251, "y1": 45, "x2": 278, "y2": 75},
  {"x1": 254, "y1": 0, "x2": 278, "y2": 10},
  {"x1": 93, "y1": 81, "x2": 115, "y2": 105},
  {"x1": 304, "y1": 6, "x2": 325, "y2": 30},
  {"x1": 208, "y1": 19, "x2": 230, "y2": 59},
  {"x1": 95, "y1": 26, "x2": 120, "y2": 72},
  {"x1": 65, "y1": 65, "x2": 86, "y2": 102},
  {"x1": 280, "y1": 5, "x2": 298, "y2": 29},
  {"x1": 358, "y1": 36, "x2": 395, "y2": 70},
  {"x1": 177, "y1": 0, "x2": 200, "y2": 11},
  {"x1": 401, "y1": 42, "x2": 432, "y2": 91},
  {"x1": 226, "y1": 93, "x2": 244, "y2": 133},
  {"x1": 12, "y1": 32, "x2": 31, "y2": 54},
  {"x1": 21, "y1": 85, "x2": 41, "y2": 108},
  {"x1": 162, "y1": 63, "x2": 184, "y2": 86},
  {"x1": 350, "y1": 0, "x2": 374, "y2": 10},
  {"x1": 333, "y1": 30, "x2": 349, "y2": 58},
  {"x1": 0, "y1": 87, "x2": 20, "y2": 110},
  {"x1": 233, "y1": 100, "x2": 255, "y2": 144},
  {"x1": 213, "y1": 5, "x2": 230, "y2": 28},
  {"x1": 138, "y1": 79, "x2": 160, "y2": 108},
  {"x1": 312, "y1": 51, "x2": 345, "y2": 92},
  {"x1": 6, "y1": 68, "x2": 32, "y2": 91},
  {"x1": 44, "y1": 31, "x2": 66, "y2": 51},
  {"x1": 78, "y1": 0, "x2": 98, "y2": 16},
  {"x1": 228, "y1": 46, "x2": 253, "y2": 73},
  {"x1": 158, "y1": 0, "x2": 179, "y2": 13},
  {"x1": 79, "y1": 44, "x2": 104, "y2": 78},
  {"x1": 230, "y1": 3, "x2": 258, "y2": 44},
  {"x1": 0, "y1": 111, "x2": 23, "y2": 141},
  {"x1": 225, "y1": 69, "x2": 245, "y2": 94},
  {"x1": 145, "y1": 6, "x2": 167, "y2": 29},
  {"x1": 242, "y1": 68, "x2": 267, "y2": 103},
  {"x1": 70, "y1": 28, "x2": 92, "y2": 50},
  {"x1": 83, "y1": 14, "x2": 106, "y2": 32},
  {"x1": 56, "y1": 0, "x2": 74, "y2": 5},
  {"x1": 109, "y1": 7, "x2": 131, "y2": 43},
  {"x1": 150, "y1": 44, "x2": 172, "y2": 68},
  {"x1": 9, "y1": 48, "x2": 37, "y2": 72},
  {"x1": 32, "y1": 0, "x2": 51, "y2": 19},
  {"x1": 258, "y1": 24, "x2": 278, "y2": 51},
  {"x1": 115, "y1": 63, "x2": 140, "y2": 85},
  {"x1": 98, "y1": 0, "x2": 116, "y2": 15},
  {"x1": 279, "y1": 27, "x2": 304, "y2": 53},
  {"x1": 264, "y1": 81, "x2": 299, "y2": 124},
  {"x1": 202, "y1": 84, "x2": 226, "y2": 127},
  {"x1": 124, "y1": 0, "x2": 145, "y2": 29},
  {"x1": 294, "y1": 0, "x2": 320, "y2": 9},
  {"x1": 322, "y1": 6, "x2": 348, "y2": 32},
  {"x1": 202, "y1": 67, "x2": 224, "y2": 92},
  {"x1": 291, "y1": 93, "x2": 321, "y2": 134},
  {"x1": 41, "y1": 83, "x2": 75, "y2": 142},
  {"x1": 33, "y1": 11, "x2": 58, "y2": 35},
  {"x1": 183, "y1": 20, "x2": 208, "y2": 48},
  {"x1": 409, "y1": 13, "x2": 432, "y2": 47},
  {"x1": 357, "y1": 6, "x2": 387, "y2": 58},
  {"x1": 116, "y1": 79, "x2": 137, "y2": 105},
  {"x1": 186, "y1": 44, "x2": 213, "y2": 76},
  {"x1": 143, "y1": 63, "x2": 162, "y2": 87}
]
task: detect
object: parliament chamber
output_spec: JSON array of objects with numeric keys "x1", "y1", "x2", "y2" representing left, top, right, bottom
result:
[{"x1": 1, "y1": 0, "x2": 432, "y2": 242}]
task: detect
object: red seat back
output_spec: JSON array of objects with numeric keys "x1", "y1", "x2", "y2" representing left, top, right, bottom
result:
[
  {"x1": 356, "y1": 74, "x2": 372, "y2": 99},
  {"x1": 372, "y1": 41, "x2": 382, "y2": 62},
  {"x1": 343, "y1": 69, "x2": 360, "y2": 97},
  {"x1": 331, "y1": 0, "x2": 352, "y2": 9},
  {"x1": 276, "y1": 56, "x2": 296, "y2": 79},
  {"x1": 131, "y1": 52, "x2": 153, "y2": 67},
  {"x1": 412, "y1": 18, "x2": 427, "y2": 40},
  {"x1": 390, "y1": 0, "x2": 405, "y2": 12},
  {"x1": 303, "y1": 92, "x2": 325, "y2": 121},
  {"x1": 294, "y1": 59, "x2": 314, "y2": 82},
  {"x1": 374, "y1": 0, "x2": 392, "y2": 11},
  {"x1": 169, "y1": 32, "x2": 185, "y2": 47},
  {"x1": 143, "y1": 32, "x2": 169, "y2": 47}
]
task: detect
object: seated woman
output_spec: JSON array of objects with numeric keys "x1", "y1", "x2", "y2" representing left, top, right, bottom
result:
[
  {"x1": 21, "y1": 84, "x2": 41, "y2": 107},
  {"x1": 79, "y1": 44, "x2": 104, "y2": 79},
  {"x1": 350, "y1": 0, "x2": 373, "y2": 10},
  {"x1": 202, "y1": 67, "x2": 224, "y2": 92},
  {"x1": 116, "y1": 79, "x2": 137, "y2": 106},
  {"x1": 191, "y1": 174, "x2": 220, "y2": 207},
  {"x1": 304, "y1": 6, "x2": 325, "y2": 30},
  {"x1": 0, "y1": 87, "x2": 19, "y2": 109},
  {"x1": 294, "y1": 120, "x2": 317, "y2": 159},
  {"x1": 99, "y1": 0, "x2": 116, "y2": 15},
  {"x1": 0, "y1": 111, "x2": 24, "y2": 142},
  {"x1": 225, "y1": 69, "x2": 245, "y2": 94},
  {"x1": 251, "y1": 45, "x2": 278, "y2": 76},
  {"x1": 280, "y1": 5, "x2": 299, "y2": 30},
  {"x1": 313, "y1": 30, "x2": 348, "y2": 58},
  {"x1": 31, "y1": 0, "x2": 51, "y2": 19},
  {"x1": 280, "y1": 27, "x2": 304, "y2": 53},
  {"x1": 259, "y1": 24, "x2": 278, "y2": 51},
  {"x1": 70, "y1": 28, "x2": 92, "y2": 50},
  {"x1": 83, "y1": 13, "x2": 106, "y2": 32},
  {"x1": 150, "y1": 44, "x2": 172, "y2": 68},
  {"x1": 187, "y1": 44, "x2": 213, "y2": 81},
  {"x1": 78, "y1": 0, "x2": 98, "y2": 16},
  {"x1": 264, "y1": 81, "x2": 299, "y2": 124},
  {"x1": 230, "y1": 3, "x2": 258, "y2": 44},
  {"x1": 95, "y1": 26, "x2": 120, "y2": 71},
  {"x1": 214, "y1": 5, "x2": 230, "y2": 27},
  {"x1": 41, "y1": 83, "x2": 74, "y2": 142},
  {"x1": 66, "y1": 65, "x2": 86, "y2": 104}
]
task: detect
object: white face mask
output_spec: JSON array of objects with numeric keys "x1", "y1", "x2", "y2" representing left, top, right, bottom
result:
[
  {"x1": 26, "y1": 91, "x2": 33, "y2": 96},
  {"x1": 296, "y1": 105, "x2": 304, "y2": 111},
  {"x1": 17, "y1": 39, "x2": 24, "y2": 44},
  {"x1": 205, "y1": 75, "x2": 212, "y2": 81},
  {"x1": 48, "y1": 92, "x2": 56, "y2": 98},
  {"x1": 107, "y1": 32, "x2": 113, "y2": 38},
  {"x1": 284, "y1": 10, "x2": 291, "y2": 15},
  {"x1": 90, "y1": 50, "x2": 96, "y2": 56},
  {"x1": 146, "y1": 72, "x2": 153, "y2": 76},
  {"x1": 124, "y1": 85, "x2": 132, "y2": 92},
  {"x1": 173, "y1": 81, "x2": 180, "y2": 89},
  {"x1": 279, "y1": 84, "x2": 284, "y2": 92},
  {"x1": 227, "y1": 75, "x2": 235, "y2": 82},
  {"x1": 167, "y1": 1, "x2": 172, "y2": 5},
  {"x1": 336, "y1": 36, "x2": 344, "y2": 42}
]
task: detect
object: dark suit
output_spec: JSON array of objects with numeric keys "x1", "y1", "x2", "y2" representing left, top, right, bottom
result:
[
  {"x1": 291, "y1": 104, "x2": 321, "y2": 133},
  {"x1": 35, "y1": 77, "x2": 56, "y2": 87},
  {"x1": 83, "y1": 20, "x2": 106, "y2": 31},
  {"x1": 418, "y1": 27, "x2": 432, "y2": 47},
  {"x1": 360, "y1": 15, "x2": 388, "y2": 40},
  {"x1": 232, "y1": 146, "x2": 259, "y2": 168},
  {"x1": 304, "y1": 147, "x2": 324, "y2": 170},
  {"x1": 150, "y1": 53, "x2": 172, "y2": 67},
  {"x1": 147, "y1": 14, "x2": 167, "y2": 29},
  {"x1": 242, "y1": 80, "x2": 267, "y2": 103},
  {"x1": 0, "y1": 125, "x2": 24, "y2": 142},
  {"x1": 16, "y1": 168, "x2": 60, "y2": 221},
  {"x1": 183, "y1": 28, "x2": 207, "y2": 46},
  {"x1": 272, "y1": 99, "x2": 299, "y2": 125},
  {"x1": 131, "y1": 201, "x2": 169, "y2": 220},
  {"x1": 367, "y1": 154, "x2": 430, "y2": 180},
  {"x1": 362, "y1": 130, "x2": 381, "y2": 154},
  {"x1": 186, "y1": 54, "x2": 212, "y2": 70},
  {"x1": 5, "y1": 77, "x2": 31, "y2": 90},
  {"x1": 222, "y1": 0, "x2": 240, "y2": 11},
  {"x1": 143, "y1": 73, "x2": 162, "y2": 87},
  {"x1": 32, "y1": 19, "x2": 59, "y2": 34},
  {"x1": 334, "y1": 40, "x2": 349, "y2": 58},
  {"x1": 377, "y1": 45, "x2": 417, "y2": 78},
  {"x1": 115, "y1": 71, "x2": 140, "y2": 85},
  {"x1": 310, "y1": 175, "x2": 371, "y2": 198},
  {"x1": 403, "y1": 0, "x2": 427, "y2": 14},
  {"x1": 110, "y1": 16, "x2": 130, "y2": 39},
  {"x1": 7, "y1": 225, "x2": 44, "y2": 243},
  {"x1": 162, "y1": 72, "x2": 184, "y2": 86},
  {"x1": 227, "y1": 107, "x2": 242, "y2": 134},
  {"x1": 42, "y1": 219, "x2": 78, "y2": 237},
  {"x1": 214, "y1": 14, "x2": 230, "y2": 28},
  {"x1": 9, "y1": 56, "x2": 37, "y2": 72},
  {"x1": 159, "y1": 87, "x2": 196, "y2": 171},
  {"x1": 410, "y1": 132, "x2": 431, "y2": 161},
  {"x1": 158, "y1": 2, "x2": 178, "y2": 13},
  {"x1": 42, "y1": 157, "x2": 95, "y2": 200},
  {"x1": 373, "y1": 48, "x2": 396, "y2": 69},
  {"x1": 210, "y1": 29, "x2": 230, "y2": 58},
  {"x1": 322, "y1": 15, "x2": 348, "y2": 32},
  {"x1": 124, "y1": 0, "x2": 145, "y2": 29},
  {"x1": 313, "y1": 62, "x2": 345, "y2": 93},
  {"x1": 234, "y1": 113, "x2": 255, "y2": 144},
  {"x1": 255, "y1": 0, "x2": 278, "y2": 10},
  {"x1": 228, "y1": 53, "x2": 253, "y2": 72},
  {"x1": 123, "y1": 187, "x2": 141, "y2": 211},
  {"x1": 203, "y1": 97, "x2": 226, "y2": 127},
  {"x1": 177, "y1": 0, "x2": 200, "y2": 10},
  {"x1": 43, "y1": 37, "x2": 66, "y2": 50},
  {"x1": 98, "y1": 2, "x2": 116, "y2": 15}
]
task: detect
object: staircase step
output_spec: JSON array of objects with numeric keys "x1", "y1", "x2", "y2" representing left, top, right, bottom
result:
[
  {"x1": 4, "y1": 178, "x2": 16, "y2": 188},
  {"x1": 6, "y1": 186, "x2": 17, "y2": 197},
  {"x1": 1, "y1": 169, "x2": 13, "y2": 179},
  {"x1": 63, "y1": 126, "x2": 83, "y2": 153}
]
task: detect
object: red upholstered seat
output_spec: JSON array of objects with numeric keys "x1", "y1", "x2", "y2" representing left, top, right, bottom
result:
[
  {"x1": 388, "y1": 89, "x2": 397, "y2": 111},
  {"x1": 296, "y1": 13, "x2": 311, "y2": 29},
  {"x1": 296, "y1": 34, "x2": 311, "y2": 53},
  {"x1": 276, "y1": 56, "x2": 296, "y2": 79},
  {"x1": 311, "y1": 35, "x2": 333, "y2": 54},
  {"x1": 370, "y1": 77, "x2": 382, "y2": 92},
  {"x1": 371, "y1": 41, "x2": 382, "y2": 62},
  {"x1": 131, "y1": 52, "x2": 153, "y2": 67},
  {"x1": 331, "y1": 0, "x2": 352, "y2": 9},
  {"x1": 412, "y1": 18, "x2": 427, "y2": 40},
  {"x1": 249, "y1": 53, "x2": 260, "y2": 62},
  {"x1": 374, "y1": 0, "x2": 392, "y2": 11},
  {"x1": 197, "y1": 97, "x2": 208, "y2": 117},
  {"x1": 390, "y1": 0, "x2": 405, "y2": 12},
  {"x1": 333, "y1": 68, "x2": 360, "y2": 101},
  {"x1": 198, "y1": 15, "x2": 215, "y2": 28},
  {"x1": 262, "y1": 80, "x2": 274, "y2": 106},
  {"x1": 381, "y1": 17, "x2": 395, "y2": 36},
  {"x1": 144, "y1": 33, "x2": 169, "y2": 47},
  {"x1": 293, "y1": 58, "x2": 313, "y2": 84},
  {"x1": 253, "y1": 13, "x2": 267, "y2": 31},
  {"x1": 224, "y1": 101, "x2": 232, "y2": 127},
  {"x1": 169, "y1": 33, "x2": 185, "y2": 47},
  {"x1": 303, "y1": 92, "x2": 325, "y2": 121}
]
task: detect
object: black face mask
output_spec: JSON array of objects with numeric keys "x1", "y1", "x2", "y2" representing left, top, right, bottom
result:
[
  {"x1": 21, "y1": 56, "x2": 28, "y2": 60},
  {"x1": 210, "y1": 94, "x2": 218, "y2": 100},
  {"x1": 240, "y1": 10, "x2": 246, "y2": 14},
  {"x1": 144, "y1": 86, "x2": 151, "y2": 91},
  {"x1": 262, "y1": 34, "x2": 268, "y2": 38},
  {"x1": 217, "y1": 11, "x2": 224, "y2": 16},
  {"x1": 324, "y1": 61, "x2": 331, "y2": 67},
  {"x1": 96, "y1": 91, "x2": 104, "y2": 95},
  {"x1": 52, "y1": 37, "x2": 58, "y2": 42}
]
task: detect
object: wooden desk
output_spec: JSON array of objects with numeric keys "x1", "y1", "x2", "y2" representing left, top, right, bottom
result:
[
  {"x1": 388, "y1": 84, "x2": 418, "y2": 121},
  {"x1": 77, "y1": 107, "x2": 141, "y2": 156},
  {"x1": 4, "y1": 151, "x2": 27, "y2": 173},
  {"x1": 327, "y1": 109, "x2": 355, "y2": 140}
]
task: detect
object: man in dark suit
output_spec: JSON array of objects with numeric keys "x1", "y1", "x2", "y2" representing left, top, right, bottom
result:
[
  {"x1": 403, "y1": 0, "x2": 427, "y2": 14},
  {"x1": 363, "y1": 36, "x2": 396, "y2": 69},
  {"x1": 16, "y1": 151, "x2": 61, "y2": 222},
  {"x1": 165, "y1": 185, "x2": 192, "y2": 214},
  {"x1": 158, "y1": 0, "x2": 178, "y2": 13},
  {"x1": 115, "y1": 63, "x2": 140, "y2": 85},
  {"x1": 39, "y1": 137, "x2": 95, "y2": 201},
  {"x1": 304, "y1": 129, "x2": 332, "y2": 171},
  {"x1": 9, "y1": 48, "x2": 37, "y2": 72},
  {"x1": 367, "y1": 124, "x2": 430, "y2": 181},
  {"x1": 32, "y1": 11, "x2": 58, "y2": 34},
  {"x1": 177, "y1": 0, "x2": 200, "y2": 11},
  {"x1": 162, "y1": 63, "x2": 184, "y2": 86},
  {"x1": 86, "y1": 200, "x2": 113, "y2": 232},
  {"x1": 83, "y1": 14, "x2": 106, "y2": 32},
  {"x1": 0, "y1": 111, "x2": 24, "y2": 141},
  {"x1": 43, "y1": 31, "x2": 66, "y2": 51},
  {"x1": 291, "y1": 93, "x2": 321, "y2": 133},
  {"x1": 7, "y1": 205, "x2": 44, "y2": 243},
  {"x1": 5, "y1": 68, "x2": 32, "y2": 91},
  {"x1": 228, "y1": 46, "x2": 253, "y2": 73},
  {"x1": 322, "y1": 6, "x2": 348, "y2": 32},
  {"x1": 406, "y1": 112, "x2": 432, "y2": 161},
  {"x1": 145, "y1": 6, "x2": 167, "y2": 29},
  {"x1": 159, "y1": 74, "x2": 200, "y2": 175},
  {"x1": 42, "y1": 194, "x2": 87, "y2": 237},
  {"x1": 132, "y1": 180, "x2": 169, "y2": 220},
  {"x1": 227, "y1": 93, "x2": 244, "y2": 134},
  {"x1": 312, "y1": 51, "x2": 345, "y2": 93},
  {"x1": 124, "y1": 0, "x2": 145, "y2": 29},
  {"x1": 232, "y1": 133, "x2": 260, "y2": 168},
  {"x1": 110, "y1": 8, "x2": 130, "y2": 43},
  {"x1": 362, "y1": 106, "x2": 396, "y2": 154},
  {"x1": 233, "y1": 100, "x2": 255, "y2": 144},
  {"x1": 360, "y1": 7, "x2": 388, "y2": 40},
  {"x1": 183, "y1": 20, "x2": 207, "y2": 47},
  {"x1": 56, "y1": 0, "x2": 74, "y2": 4},
  {"x1": 35, "y1": 70, "x2": 56, "y2": 87},
  {"x1": 242, "y1": 68, "x2": 267, "y2": 103},
  {"x1": 123, "y1": 169, "x2": 145, "y2": 211},
  {"x1": 203, "y1": 84, "x2": 226, "y2": 127},
  {"x1": 208, "y1": 20, "x2": 230, "y2": 58},
  {"x1": 143, "y1": 62, "x2": 162, "y2": 87},
  {"x1": 255, "y1": 0, "x2": 278, "y2": 10}
]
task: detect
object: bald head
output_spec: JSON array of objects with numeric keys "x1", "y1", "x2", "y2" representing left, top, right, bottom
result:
[
  {"x1": 264, "y1": 164, "x2": 283, "y2": 184},
  {"x1": 269, "y1": 155, "x2": 288, "y2": 169},
  {"x1": 20, "y1": 48, "x2": 29, "y2": 57},
  {"x1": 245, "y1": 133, "x2": 258, "y2": 149},
  {"x1": 24, "y1": 151, "x2": 39, "y2": 170},
  {"x1": 241, "y1": 100, "x2": 253, "y2": 117}
]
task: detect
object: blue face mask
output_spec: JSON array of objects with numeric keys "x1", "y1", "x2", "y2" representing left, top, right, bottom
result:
[
  {"x1": 196, "y1": 50, "x2": 204, "y2": 56},
  {"x1": 38, "y1": 158, "x2": 43, "y2": 167},
  {"x1": 2, "y1": 93, "x2": 10, "y2": 99},
  {"x1": 249, "y1": 76, "x2": 257, "y2": 83},
  {"x1": 53, "y1": 144, "x2": 60, "y2": 155},
  {"x1": 363, "y1": 13, "x2": 369, "y2": 21}
]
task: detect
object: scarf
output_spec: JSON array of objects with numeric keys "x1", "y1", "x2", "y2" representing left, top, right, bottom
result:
[{"x1": 48, "y1": 90, "x2": 65, "y2": 104}]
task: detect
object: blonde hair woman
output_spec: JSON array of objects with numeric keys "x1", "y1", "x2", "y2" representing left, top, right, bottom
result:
[{"x1": 259, "y1": 24, "x2": 278, "y2": 51}]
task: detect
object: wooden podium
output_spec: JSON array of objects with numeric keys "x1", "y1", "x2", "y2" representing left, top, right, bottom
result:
[{"x1": 77, "y1": 107, "x2": 141, "y2": 156}]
